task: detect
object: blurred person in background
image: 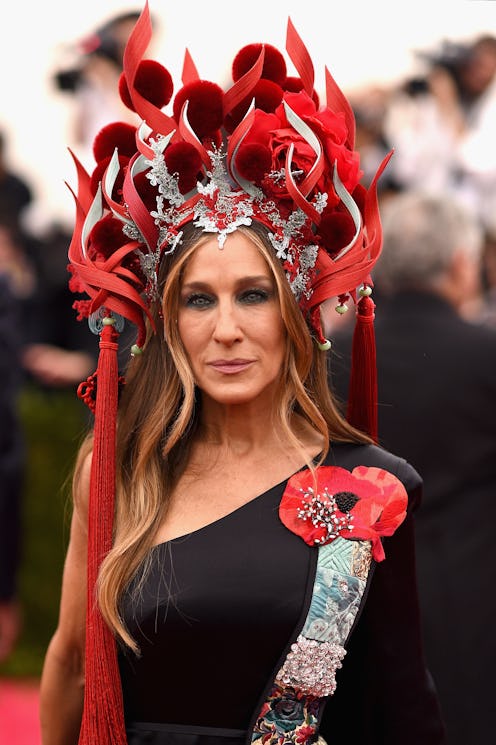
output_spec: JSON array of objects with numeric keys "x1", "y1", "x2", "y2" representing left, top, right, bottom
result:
[
  {"x1": 24, "y1": 8, "x2": 155, "y2": 384},
  {"x1": 478, "y1": 227, "x2": 496, "y2": 328},
  {"x1": 382, "y1": 33, "x2": 496, "y2": 211},
  {"x1": 381, "y1": 44, "x2": 466, "y2": 196},
  {"x1": 0, "y1": 132, "x2": 36, "y2": 662},
  {"x1": 0, "y1": 128, "x2": 38, "y2": 333},
  {"x1": 349, "y1": 85, "x2": 401, "y2": 198},
  {"x1": 329, "y1": 191, "x2": 496, "y2": 745},
  {"x1": 0, "y1": 125, "x2": 95, "y2": 390},
  {"x1": 455, "y1": 35, "x2": 496, "y2": 236},
  {"x1": 0, "y1": 130, "x2": 33, "y2": 231},
  {"x1": 0, "y1": 266, "x2": 26, "y2": 662},
  {"x1": 20, "y1": 222, "x2": 98, "y2": 389},
  {"x1": 53, "y1": 9, "x2": 151, "y2": 171}
]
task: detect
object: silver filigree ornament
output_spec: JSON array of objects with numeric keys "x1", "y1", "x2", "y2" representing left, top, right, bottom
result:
[
  {"x1": 146, "y1": 137, "x2": 194, "y2": 243},
  {"x1": 135, "y1": 247, "x2": 162, "y2": 301},
  {"x1": 104, "y1": 133, "x2": 193, "y2": 304},
  {"x1": 289, "y1": 244, "x2": 319, "y2": 301},
  {"x1": 297, "y1": 486, "x2": 355, "y2": 545},
  {"x1": 147, "y1": 137, "x2": 186, "y2": 209},
  {"x1": 192, "y1": 146, "x2": 260, "y2": 247},
  {"x1": 129, "y1": 132, "x2": 323, "y2": 299},
  {"x1": 276, "y1": 635, "x2": 346, "y2": 697}
]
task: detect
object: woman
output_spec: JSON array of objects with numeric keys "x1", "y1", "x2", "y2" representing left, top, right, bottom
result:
[{"x1": 40, "y1": 5, "x2": 446, "y2": 744}]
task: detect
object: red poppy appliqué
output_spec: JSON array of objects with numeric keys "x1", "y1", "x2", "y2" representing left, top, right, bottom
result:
[{"x1": 279, "y1": 466, "x2": 408, "y2": 561}]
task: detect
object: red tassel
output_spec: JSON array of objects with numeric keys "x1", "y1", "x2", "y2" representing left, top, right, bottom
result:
[
  {"x1": 346, "y1": 295, "x2": 378, "y2": 443},
  {"x1": 79, "y1": 320, "x2": 127, "y2": 745}
]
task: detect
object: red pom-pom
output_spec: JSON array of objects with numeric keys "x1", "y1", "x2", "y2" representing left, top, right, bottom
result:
[
  {"x1": 93, "y1": 122, "x2": 137, "y2": 163},
  {"x1": 235, "y1": 143, "x2": 272, "y2": 184},
  {"x1": 118, "y1": 73, "x2": 133, "y2": 110},
  {"x1": 252, "y1": 79, "x2": 283, "y2": 112},
  {"x1": 90, "y1": 155, "x2": 128, "y2": 198},
  {"x1": 133, "y1": 170, "x2": 159, "y2": 212},
  {"x1": 173, "y1": 81, "x2": 224, "y2": 140},
  {"x1": 164, "y1": 142, "x2": 203, "y2": 194},
  {"x1": 318, "y1": 209, "x2": 357, "y2": 257},
  {"x1": 228, "y1": 80, "x2": 283, "y2": 130},
  {"x1": 119, "y1": 60, "x2": 173, "y2": 112},
  {"x1": 284, "y1": 76, "x2": 304, "y2": 93},
  {"x1": 88, "y1": 214, "x2": 128, "y2": 261},
  {"x1": 232, "y1": 43, "x2": 286, "y2": 86}
]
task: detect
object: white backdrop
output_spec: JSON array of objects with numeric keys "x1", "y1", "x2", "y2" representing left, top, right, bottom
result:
[{"x1": 1, "y1": 0, "x2": 494, "y2": 231}]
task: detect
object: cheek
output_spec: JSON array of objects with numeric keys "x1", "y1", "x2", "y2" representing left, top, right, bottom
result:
[
  {"x1": 177, "y1": 313, "x2": 195, "y2": 357},
  {"x1": 259, "y1": 311, "x2": 287, "y2": 357},
  {"x1": 177, "y1": 312, "x2": 210, "y2": 358}
]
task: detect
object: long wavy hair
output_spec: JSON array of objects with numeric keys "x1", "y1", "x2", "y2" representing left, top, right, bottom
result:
[{"x1": 74, "y1": 221, "x2": 371, "y2": 651}]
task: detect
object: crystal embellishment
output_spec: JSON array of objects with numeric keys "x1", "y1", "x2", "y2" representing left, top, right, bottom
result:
[
  {"x1": 297, "y1": 486, "x2": 355, "y2": 544},
  {"x1": 276, "y1": 635, "x2": 346, "y2": 697}
]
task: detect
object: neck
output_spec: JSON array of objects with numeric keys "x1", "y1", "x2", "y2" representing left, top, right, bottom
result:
[
  {"x1": 197, "y1": 395, "x2": 323, "y2": 458},
  {"x1": 199, "y1": 397, "x2": 279, "y2": 455}
]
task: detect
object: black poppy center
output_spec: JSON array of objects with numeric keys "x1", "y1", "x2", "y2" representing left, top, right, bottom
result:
[{"x1": 334, "y1": 491, "x2": 359, "y2": 512}]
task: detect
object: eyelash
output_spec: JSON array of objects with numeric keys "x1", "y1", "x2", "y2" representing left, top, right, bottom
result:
[
  {"x1": 183, "y1": 288, "x2": 271, "y2": 308},
  {"x1": 240, "y1": 288, "x2": 270, "y2": 304},
  {"x1": 184, "y1": 293, "x2": 212, "y2": 308}
]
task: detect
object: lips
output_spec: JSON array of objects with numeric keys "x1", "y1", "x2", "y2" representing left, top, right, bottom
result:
[{"x1": 208, "y1": 359, "x2": 254, "y2": 374}]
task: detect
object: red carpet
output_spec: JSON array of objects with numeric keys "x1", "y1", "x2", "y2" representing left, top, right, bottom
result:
[{"x1": 0, "y1": 678, "x2": 41, "y2": 745}]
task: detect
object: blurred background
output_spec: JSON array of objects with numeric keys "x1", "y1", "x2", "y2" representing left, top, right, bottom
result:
[
  {"x1": 2, "y1": 0, "x2": 495, "y2": 233},
  {"x1": 0, "y1": 1, "x2": 495, "y2": 743}
]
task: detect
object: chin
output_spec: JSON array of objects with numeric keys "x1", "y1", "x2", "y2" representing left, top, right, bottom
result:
[
  {"x1": 209, "y1": 392, "x2": 264, "y2": 406},
  {"x1": 202, "y1": 383, "x2": 278, "y2": 408}
]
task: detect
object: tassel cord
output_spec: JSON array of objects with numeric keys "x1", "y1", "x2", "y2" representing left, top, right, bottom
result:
[{"x1": 79, "y1": 322, "x2": 128, "y2": 745}]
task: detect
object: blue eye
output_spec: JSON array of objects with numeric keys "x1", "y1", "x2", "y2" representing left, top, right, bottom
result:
[
  {"x1": 184, "y1": 293, "x2": 214, "y2": 308},
  {"x1": 239, "y1": 289, "x2": 270, "y2": 304}
]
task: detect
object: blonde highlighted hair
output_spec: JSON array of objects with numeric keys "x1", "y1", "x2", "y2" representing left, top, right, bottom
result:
[{"x1": 73, "y1": 222, "x2": 370, "y2": 651}]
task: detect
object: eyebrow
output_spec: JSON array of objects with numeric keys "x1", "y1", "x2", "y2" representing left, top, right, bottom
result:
[{"x1": 181, "y1": 275, "x2": 274, "y2": 291}]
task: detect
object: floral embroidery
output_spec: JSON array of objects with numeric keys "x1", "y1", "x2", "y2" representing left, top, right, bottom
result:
[
  {"x1": 302, "y1": 539, "x2": 368, "y2": 644},
  {"x1": 351, "y1": 541, "x2": 373, "y2": 580},
  {"x1": 251, "y1": 683, "x2": 321, "y2": 744},
  {"x1": 279, "y1": 466, "x2": 408, "y2": 562}
]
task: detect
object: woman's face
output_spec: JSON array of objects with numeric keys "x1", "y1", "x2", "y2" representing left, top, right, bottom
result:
[{"x1": 177, "y1": 231, "x2": 286, "y2": 409}]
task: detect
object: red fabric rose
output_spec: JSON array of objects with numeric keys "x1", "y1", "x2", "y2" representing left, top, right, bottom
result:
[
  {"x1": 240, "y1": 90, "x2": 362, "y2": 204},
  {"x1": 308, "y1": 108, "x2": 362, "y2": 191},
  {"x1": 279, "y1": 466, "x2": 408, "y2": 561}
]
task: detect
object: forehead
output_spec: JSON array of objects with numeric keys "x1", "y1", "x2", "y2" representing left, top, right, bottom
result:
[{"x1": 181, "y1": 231, "x2": 273, "y2": 284}]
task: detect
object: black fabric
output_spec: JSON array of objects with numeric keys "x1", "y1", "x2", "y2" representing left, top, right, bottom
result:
[
  {"x1": 126, "y1": 721, "x2": 244, "y2": 745},
  {"x1": 119, "y1": 475, "x2": 312, "y2": 730},
  {"x1": 329, "y1": 290, "x2": 496, "y2": 745},
  {"x1": 119, "y1": 443, "x2": 446, "y2": 744}
]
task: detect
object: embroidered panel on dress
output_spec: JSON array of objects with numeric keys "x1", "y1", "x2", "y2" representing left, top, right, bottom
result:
[
  {"x1": 301, "y1": 538, "x2": 370, "y2": 644},
  {"x1": 251, "y1": 538, "x2": 372, "y2": 744}
]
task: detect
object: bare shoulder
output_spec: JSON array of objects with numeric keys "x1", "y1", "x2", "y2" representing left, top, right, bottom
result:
[{"x1": 72, "y1": 442, "x2": 94, "y2": 528}]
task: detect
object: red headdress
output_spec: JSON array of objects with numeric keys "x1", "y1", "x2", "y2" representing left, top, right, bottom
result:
[{"x1": 67, "y1": 4, "x2": 391, "y2": 743}]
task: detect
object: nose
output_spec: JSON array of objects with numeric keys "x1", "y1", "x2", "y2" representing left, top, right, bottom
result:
[{"x1": 212, "y1": 300, "x2": 243, "y2": 345}]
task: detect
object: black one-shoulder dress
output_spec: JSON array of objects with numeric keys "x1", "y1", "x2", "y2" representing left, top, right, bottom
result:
[{"x1": 118, "y1": 443, "x2": 446, "y2": 745}]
